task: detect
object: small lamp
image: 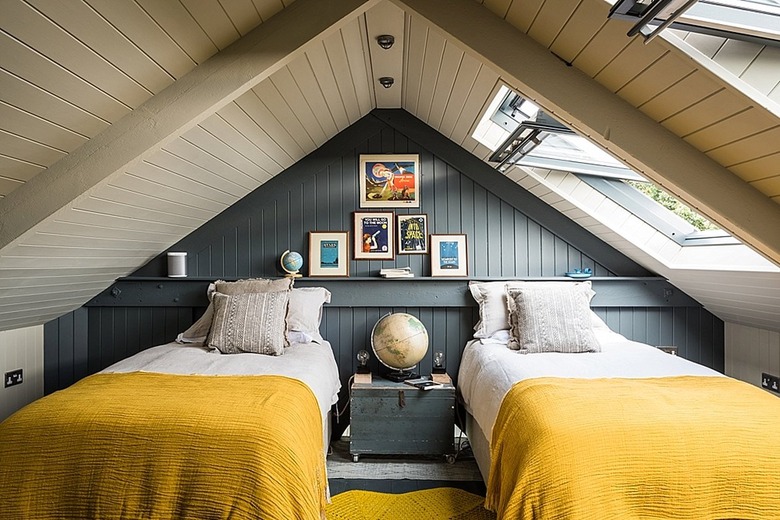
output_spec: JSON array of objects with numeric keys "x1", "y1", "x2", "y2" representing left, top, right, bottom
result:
[
  {"x1": 356, "y1": 349, "x2": 370, "y2": 374},
  {"x1": 378, "y1": 76, "x2": 394, "y2": 89},
  {"x1": 432, "y1": 350, "x2": 446, "y2": 374}
]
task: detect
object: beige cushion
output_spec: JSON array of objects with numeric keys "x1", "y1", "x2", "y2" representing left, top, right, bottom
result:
[
  {"x1": 215, "y1": 277, "x2": 293, "y2": 295},
  {"x1": 506, "y1": 283, "x2": 600, "y2": 354},
  {"x1": 206, "y1": 291, "x2": 290, "y2": 355},
  {"x1": 287, "y1": 287, "x2": 331, "y2": 344},
  {"x1": 176, "y1": 278, "x2": 293, "y2": 344}
]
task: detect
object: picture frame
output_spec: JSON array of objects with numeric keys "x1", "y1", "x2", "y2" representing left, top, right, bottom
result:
[
  {"x1": 353, "y1": 211, "x2": 394, "y2": 260},
  {"x1": 359, "y1": 154, "x2": 420, "y2": 208},
  {"x1": 396, "y1": 214, "x2": 428, "y2": 254},
  {"x1": 308, "y1": 231, "x2": 349, "y2": 277},
  {"x1": 430, "y1": 234, "x2": 468, "y2": 277}
]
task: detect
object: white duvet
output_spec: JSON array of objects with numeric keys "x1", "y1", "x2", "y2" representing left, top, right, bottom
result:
[
  {"x1": 101, "y1": 341, "x2": 341, "y2": 417},
  {"x1": 458, "y1": 326, "x2": 722, "y2": 441}
]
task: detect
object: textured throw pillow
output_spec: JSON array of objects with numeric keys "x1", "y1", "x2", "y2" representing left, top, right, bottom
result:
[
  {"x1": 206, "y1": 290, "x2": 290, "y2": 355},
  {"x1": 506, "y1": 283, "x2": 600, "y2": 354},
  {"x1": 215, "y1": 277, "x2": 293, "y2": 295},
  {"x1": 286, "y1": 287, "x2": 331, "y2": 344},
  {"x1": 176, "y1": 278, "x2": 293, "y2": 344}
]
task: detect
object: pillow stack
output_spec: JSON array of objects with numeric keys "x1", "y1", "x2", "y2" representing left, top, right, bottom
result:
[
  {"x1": 469, "y1": 280, "x2": 601, "y2": 354},
  {"x1": 176, "y1": 278, "x2": 331, "y2": 356}
]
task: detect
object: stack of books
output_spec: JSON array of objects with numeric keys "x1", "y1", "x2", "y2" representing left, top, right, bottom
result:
[{"x1": 379, "y1": 267, "x2": 414, "y2": 278}]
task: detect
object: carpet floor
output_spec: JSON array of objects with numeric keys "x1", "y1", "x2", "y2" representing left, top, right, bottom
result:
[{"x1": 325, "y1": 487, "x2": 497, "y2": 520}]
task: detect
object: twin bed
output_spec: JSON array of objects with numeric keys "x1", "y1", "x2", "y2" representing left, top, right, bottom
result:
[
  {"x1": 459, "y1": 280, "x2": 780, "y2": 519},
  {"x1": 0, "y1": 279, "x2": 340, "y2": 520},
  {"x1": 2, "y1": 277, "x2": 779, "y2": 519}
]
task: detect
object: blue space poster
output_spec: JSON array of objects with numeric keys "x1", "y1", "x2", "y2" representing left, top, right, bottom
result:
[
  {"x1": 320, "y1": 240, "x2": 339, "y2": 269},
  {"x1": 438, "y1": 240, "x2": 459, "y2": 270}
]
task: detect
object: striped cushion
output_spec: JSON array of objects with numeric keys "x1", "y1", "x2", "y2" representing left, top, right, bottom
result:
[
  {"x1": 506, "y1": 284, "x2": 600, "y2": 354},
  {"x1": 207, "y1": 291, "x2": 290, "y2": 355}
]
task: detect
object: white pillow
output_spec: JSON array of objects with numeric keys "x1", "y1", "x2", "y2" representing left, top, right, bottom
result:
[
  {"x1": 176, "y1": 283, "x2": 217, "y2": 344},
  {"x1": 286, "y1": 287, "x2": 331, "y2": 344},
  {"x1": 469, "y1": 280, "x2": 596, "y2": 339}
]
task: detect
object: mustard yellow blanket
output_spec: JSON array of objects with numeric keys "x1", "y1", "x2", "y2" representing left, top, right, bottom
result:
[
  {"x1": 0, "y1": 372, "x2": 326, "y2": 520},
  {"x1": 487, "y1": 376, "x2": 780, "y2": 520}
]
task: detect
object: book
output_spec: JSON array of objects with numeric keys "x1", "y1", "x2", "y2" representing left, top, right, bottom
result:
[
  {"x1": 380, "y1": 267, "x2": 414, "y2": 278},
  {"x1": 404, "y1": 377, "x2": 443, "y2": 391}
]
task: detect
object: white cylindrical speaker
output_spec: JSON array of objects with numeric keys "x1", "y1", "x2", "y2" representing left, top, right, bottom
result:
[{"x1": 167, "y1": 252, "x2": 187, "y2": 277}]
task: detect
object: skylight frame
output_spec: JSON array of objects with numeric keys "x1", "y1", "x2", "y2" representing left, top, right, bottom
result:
[
  {"x1": 609, "y1": 0, "x2": 780, "y2": 46},
  {"x1": 481, "y1": 87, "x2": 735, "y2": 247}
]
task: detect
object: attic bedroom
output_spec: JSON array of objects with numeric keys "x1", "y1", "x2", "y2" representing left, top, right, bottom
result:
[{"x1": 1, "y1": 0, "x2": 779, "y2": 518}]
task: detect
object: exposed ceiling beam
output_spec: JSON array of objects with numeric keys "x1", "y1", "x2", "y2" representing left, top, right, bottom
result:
[
  {"x1": 0, "y1": 0, "x2": 378, "y2": 252},
  {"x1": 390, "y1": 0, "x2": 780, "y2": 266}
]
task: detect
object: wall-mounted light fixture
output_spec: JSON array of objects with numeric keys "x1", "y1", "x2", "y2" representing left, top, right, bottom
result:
[
  {"x1": 378, "y1": 76, "x2": 394, "y2": 89},
  {"x1": 376, "y1": 34, "x2": 395, "y2": 49}
]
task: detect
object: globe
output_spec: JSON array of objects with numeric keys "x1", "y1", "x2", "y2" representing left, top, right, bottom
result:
[
  {"x1": 280, "y1": 250, "x2": 303, "y2": 277},
  {"x1": 371, "y1": 312, "x2": 429, "y2": 381}
]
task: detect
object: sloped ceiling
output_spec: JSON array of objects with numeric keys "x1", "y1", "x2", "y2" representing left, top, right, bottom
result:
[{"x1": 0, "y1": 0, "x2": 778, "y2": 332}]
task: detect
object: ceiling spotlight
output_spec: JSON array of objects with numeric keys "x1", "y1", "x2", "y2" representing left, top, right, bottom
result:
[
  {"x1": 376, "y1": 34, "x2": 395, "y2": 49},
  {"x1": 378, "y1": 77, "x2": 394, "y2": 89}
]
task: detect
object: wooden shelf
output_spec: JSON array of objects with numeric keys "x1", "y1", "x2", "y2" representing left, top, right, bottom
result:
[{"x1": 90, "y1": 276, "x2": 696, "y2": 309}]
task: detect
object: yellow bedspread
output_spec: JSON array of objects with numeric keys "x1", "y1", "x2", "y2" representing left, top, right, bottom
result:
[
  {"x1": 486, "y1": 376, "x2": 780, "y2": 520},
  {"x1": 0, "y1": 372, "x2": 326, "y2": 520}
]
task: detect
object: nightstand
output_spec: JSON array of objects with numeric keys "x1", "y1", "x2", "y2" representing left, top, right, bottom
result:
[
  {"x1": 657, "y1": 345, "x2": 678, "y2": 355},
  {"x1": 349, "y1": 374, "x2": 456, "y2": 463}
]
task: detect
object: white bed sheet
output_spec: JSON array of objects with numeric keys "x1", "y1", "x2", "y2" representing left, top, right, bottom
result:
[
  {"x1": 458, "y1": 328, "x2": 722, "y2": 441},
  {"x1": 101, "y1": 341, "x2": 341, "y2": 417}
]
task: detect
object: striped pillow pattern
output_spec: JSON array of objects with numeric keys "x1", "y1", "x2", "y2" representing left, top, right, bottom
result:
[
  {"x1": 506, "y1": 284, "x2": 600, "y2": 354},
  {"x1": 207, "y1": 290, "x2": 290, "y2": 355}
]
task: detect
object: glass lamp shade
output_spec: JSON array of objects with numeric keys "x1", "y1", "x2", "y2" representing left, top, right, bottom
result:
[
  {"x1": 356, "y1": 349, "x2": 370, "y2": 374},
  {"x1": 432, "y1": 350, "x2": 446, "y2": 374}
]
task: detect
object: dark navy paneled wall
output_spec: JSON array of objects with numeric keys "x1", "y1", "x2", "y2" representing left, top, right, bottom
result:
[{"x1": 45, "y1": 110, "x2": 724, "y2": 410}]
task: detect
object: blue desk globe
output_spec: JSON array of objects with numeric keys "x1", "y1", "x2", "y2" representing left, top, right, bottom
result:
[
  {"x1": 371, "y1": 312, "x2": 429, "y2": 381},
  {"x1": 280, "y1": 250, "x2": 303, "y2": 278}
]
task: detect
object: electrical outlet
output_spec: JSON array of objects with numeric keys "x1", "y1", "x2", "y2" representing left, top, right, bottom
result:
[
  {"x1": 4, "y1": 369, "x2": 23, "y2": 388},
  {"x1": 761, "y1": 373, "x2": 779, "y2": 394}
]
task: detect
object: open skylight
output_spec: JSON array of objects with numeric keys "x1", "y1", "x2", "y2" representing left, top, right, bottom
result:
[
  {"x1": 609, "y1": 0, "x2": 780, "y2": 46},
  {"x1": 475, "y1": 87, "x2": 733, "y2": 246}
]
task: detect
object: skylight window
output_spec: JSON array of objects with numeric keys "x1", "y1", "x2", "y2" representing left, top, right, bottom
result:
[
  {"x1": 609, "y1": 0, "x2": 780, "y2": 46},
  {"x1": 475, "y1": 87, "x2": 734, "y2": 246}
]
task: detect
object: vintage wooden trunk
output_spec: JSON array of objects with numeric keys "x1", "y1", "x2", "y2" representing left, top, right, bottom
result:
[{"x1": 349, "y1": 375, "x2": 456, "y2": 462}]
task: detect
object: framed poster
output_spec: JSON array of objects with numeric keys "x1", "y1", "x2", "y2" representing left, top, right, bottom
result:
[
  {"x1": 353, "y1": 211, "x2": 394, "y2": 260},
  {"x1": 359, "y1": 154, "x2": 419, "y2": 208},
  {"x1": 430, "y1": 234, "x2": 468, "y2": 277},
  {"x1": 308, "y1": 231, "x2": 349, "y2": 277},
  {"x1": 397, "y1": 214, "x2": 428, "y2": 254}
]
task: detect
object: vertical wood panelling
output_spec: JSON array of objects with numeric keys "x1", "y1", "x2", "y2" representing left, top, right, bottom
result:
[
  {"x1": 726, "y1": 322, "x2": 780, "y2": 389},
  {"x1": 44, "y1": 112, "x2": 722, "y2": 403}
]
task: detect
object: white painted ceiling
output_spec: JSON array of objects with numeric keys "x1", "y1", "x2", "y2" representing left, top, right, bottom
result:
[{"x1": 0, "y1": 0, "x2": 778, "y2": 332}]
